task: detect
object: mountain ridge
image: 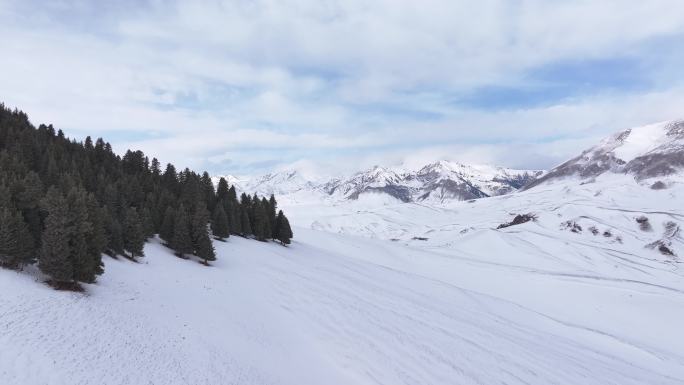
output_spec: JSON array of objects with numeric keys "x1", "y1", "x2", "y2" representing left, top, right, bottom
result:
[
  {"x1": 215, "y1": 161, "x2": 544, "y2": 203},
  {"x1": 525, "y1": 120, "x2": 684, "y2": 190}
]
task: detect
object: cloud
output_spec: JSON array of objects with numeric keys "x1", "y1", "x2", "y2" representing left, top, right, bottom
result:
[{"x1": 0, "y1": 0, "x2": 683, "y2": 175}]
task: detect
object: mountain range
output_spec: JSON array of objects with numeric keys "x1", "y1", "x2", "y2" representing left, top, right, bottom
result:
[
  {"x1": 216, "y1": 119, "x2": 684, "y2": 209},
  {"x1": 216, "y1": 161, "x2": 544, "y2": 203}
]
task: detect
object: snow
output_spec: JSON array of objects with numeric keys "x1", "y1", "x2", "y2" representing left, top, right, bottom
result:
[
  {"x1": 217, "y1": 161, "x2": 542, "y2": 203},
  {"x1": 211, "y1": 174, "x2": 246, "y2": 191},
  {"x1": 611, "y1": 121, "x2": 670, "y2": 162},
  {"x1": 2, "y1": 171, "x2": 684, "y2": 384}
]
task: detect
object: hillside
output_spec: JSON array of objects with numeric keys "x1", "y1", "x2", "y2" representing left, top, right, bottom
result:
[
  {"x1": 0, "y1": 104, "x2": 292, "y2": 289},
  {"x1": 526, "y1": 120, "x2": 684, "y2": 189},
  {"x1": 2, "y1": 184, "x2": 683, "y2": 384},
  {"x1": 2, "y1": 114, "x2": 684, "y2": 384}
]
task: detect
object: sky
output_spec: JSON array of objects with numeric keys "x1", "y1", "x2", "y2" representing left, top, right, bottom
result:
[{"x1": 1, "y1": 0, "x2": 684, "y2": 177}]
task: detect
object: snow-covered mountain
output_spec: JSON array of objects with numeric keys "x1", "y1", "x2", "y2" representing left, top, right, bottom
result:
[
  {"x1": 526, "y1": 120, "x2": 684, "y2": 189},
  {"x1": 216, "y1": 161, "x2": 542, "y2": 203},
  {"x1": 275, "y1": 120, "x2": 684, "y2": 253},
  {"x1": 210, "y1": 174, "x2": 245, "y2": 191},
  {"x1": 322, "y1": 161, "x2": 542, "y2": 202},
  {"x1": 243, "y1": 171, "x2": 326, "y2": 196},
  {"x1": 4, "y1": 121, "x2": 684, "y2": 384},
  {"x1": 4, "y1": 154, "x2": 684, "y2": 385}
]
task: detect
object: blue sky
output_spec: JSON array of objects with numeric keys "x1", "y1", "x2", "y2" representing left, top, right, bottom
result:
[{"x1": 1, "y1": 0, "x2": 684, "y2": 176}]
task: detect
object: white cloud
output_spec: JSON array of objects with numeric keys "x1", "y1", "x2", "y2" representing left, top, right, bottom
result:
[{"x1": 0, "y1": 0, "x2": 683, "y2": 175}]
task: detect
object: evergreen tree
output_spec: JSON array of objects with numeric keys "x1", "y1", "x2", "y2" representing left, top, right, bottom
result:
[
  {"x1": 200, "y1": 172, "x2": 216, "y2": 212},
  {"x1": 216, "y1": 177, "x2": 229, "y2": 202},
  {"x1": 223, "y1": 199, "x2": 234, "y2": 233},
  {"x1": 261, "y1": 197, "x2": 273, "y2": 240},
  {"x1": 230, "y1": 200, "x2": 241, "y2": 235},
  {"x1": 252, "y1": 200, "x2": 268, "y2": 241},
  {"x1": 108, "y1": 218, "x2": 125, "y2": 257},
  {"x1": 0, "y1": 208, "x2": 19, "y2": 267},
  {"x1": 123, "y1": 207, "x2": 145, "y2": 258},
  {"x1": 17, "y1": 171, "x2": 44, "y2": 248},
  {"x1": 228, "y1": 185, "x2": 237, "y2": 202},
  {"x1": 140, "y1": 206, "x2": 155, "y2": 239},
  {"x1": 268, "y1": 195, "x2": 277, "y2": 239},
  {"x1": 211, "y1": 204, "x2": 230, "y2": 240},
  {"x1": 240, "y1": 207, "x2": 252, "y2": 236},
  {"x1": 67, "y1": 188, "x2": 97, "y2": 283},
  {"x1": 195, "y1": 228, "x2": 216, "y2": 265},
  {"x1": 159, "y1": 206, "x2": 176, "y2": 243},
  {"x1": 85, "y1": 194, "x2": 106, "y2": 276},
  {"x1": 0, "y1": 207, "x2": 34, "y2": 268},
  {"x1": 171, "y1": 204, "x2": 193, "y2": 258},
  {"x1": 39, "y1": 188, "x2": 73, "y2": 283},
  {"x1": 0, "y1": 103, "x2": 295, "y2": 286},
  {"x1": 190, "y1": 205, "x2": 211, "y2": 248},
  {"x1": 162, "y1": 163, "x2": 178, "y2": 193},
  {"x1": 274, "y1": 210, "x2": 293, "y2": 245},
  {"x1": 150, "y1": 157, "x2": 161, "y2": 176}
]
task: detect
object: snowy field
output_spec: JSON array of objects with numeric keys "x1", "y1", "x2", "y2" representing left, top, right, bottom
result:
[{"x1": 1, "y1": 174, "x2": 684, "y2": 384}]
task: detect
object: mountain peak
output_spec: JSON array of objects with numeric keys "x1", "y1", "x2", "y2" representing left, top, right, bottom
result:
[
  {"x1": 227, "y1": 160, "x2": 543, "y2": 203},
  {"x1": 525, "y1": 120, "x2": 684, "y2": 190}
]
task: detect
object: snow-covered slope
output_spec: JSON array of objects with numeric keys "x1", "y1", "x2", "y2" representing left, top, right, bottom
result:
[
  {"x1": 526, "y1": 120, "x2": 684, "y2": 189},
  {"x1": 217, "y1": 161, "x2": 542, "y2": 203},
  {"x1": 2, "y1": 176, "x2": 683, "y2": 384},
  {"x1": 4, "y1": 122, "x2": 684, "y2": 384}
]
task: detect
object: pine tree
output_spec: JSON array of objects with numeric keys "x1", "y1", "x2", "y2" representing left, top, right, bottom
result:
[
  {"x1": 140, "y1": 206, "x2": 155, "y2": 239},
  {"x1": 0, "y1": 184, "x2": 11, "y2": 210},
  {"x1": 223, "y1": 199, "x2": 234, "y2": 233},
  {"x1": 159, "y1": 205, "x2": 176, "y2": 243},
  {"x1": 274, "y1": 210, "x2": 293, "y2": 245},
  {"x1": 108, "y1": 218, "x2": 124, "y2": 257},
  {"x1": 0, "y1": 208, "x2": 18, "y2": 267},
  {"x1": 150, "y1": 157, "x2": 161, "y2": 176},
  {"x1": 216, "y1": 177, "x2": 229, "y2": 202},
  {"x1": 17, "y1": 171, "x2": 43, "y2": 248},
  {"x1": 195, "y1": 229, "x2": 216, "y2": 265},
  {"x1": 171, "y1": 204, "x2": 193, "y2": 258},
  {"x1": 240, "y1": 207, "x2": 252, "y2": 237},
  {"x1": 211, "y1": 204, "x2": 230, "y2": 241},
  {"x1": 190, "y1": 205, "x2": 211, "y2": 251},
  {"x1": 261, "y1": 197, "x2": 273, "y2": 240},
  {"x1": 39, "y1": 188, "x2": 73, "y2": 283},
  {"x1": 0, "y1": 103, "x2": 296, "y2": 285},
  {"x1": 15, "y1": 209, "x2": 34, "y2": 266},
  {"x1": 85, "y1": 194, "x2": 106, "y2": 276},
  {"x1": 252, "y1": 200, "x2": 268, "y2": 241},
  {"x1": 67, "y1": 188, "x2": 97, "y2": 283},
  {"x1": 0, "y1": 207, "x2": 34, "y2": 268},
  {"x1": 228, "y1": 185, "x2": 237, "y2": 202},
  {"x1": 123, "y1": 207, "x2": 145, "y2": 258},
  {"x1": 268, "y1": 195, "x2": 277, "y2": 239},
  {"x1": 190, "y1": 205, "x2": 216, "y2": 264},
  {"x1": 229, "y1": 200, "x2": 241, "y2": 235},
  {"x1": 200, "y1": 172, "x2": 216, "y2": 212}
]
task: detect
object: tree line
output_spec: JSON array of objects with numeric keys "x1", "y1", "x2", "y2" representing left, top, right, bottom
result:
[{"x1": 0, "y1": 104, "x2": 292, "y2": 289}]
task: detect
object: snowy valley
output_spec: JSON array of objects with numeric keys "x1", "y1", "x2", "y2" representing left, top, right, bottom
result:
[{"x1": 2, "y1": 120, "x2": 684, "y2": 384}]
